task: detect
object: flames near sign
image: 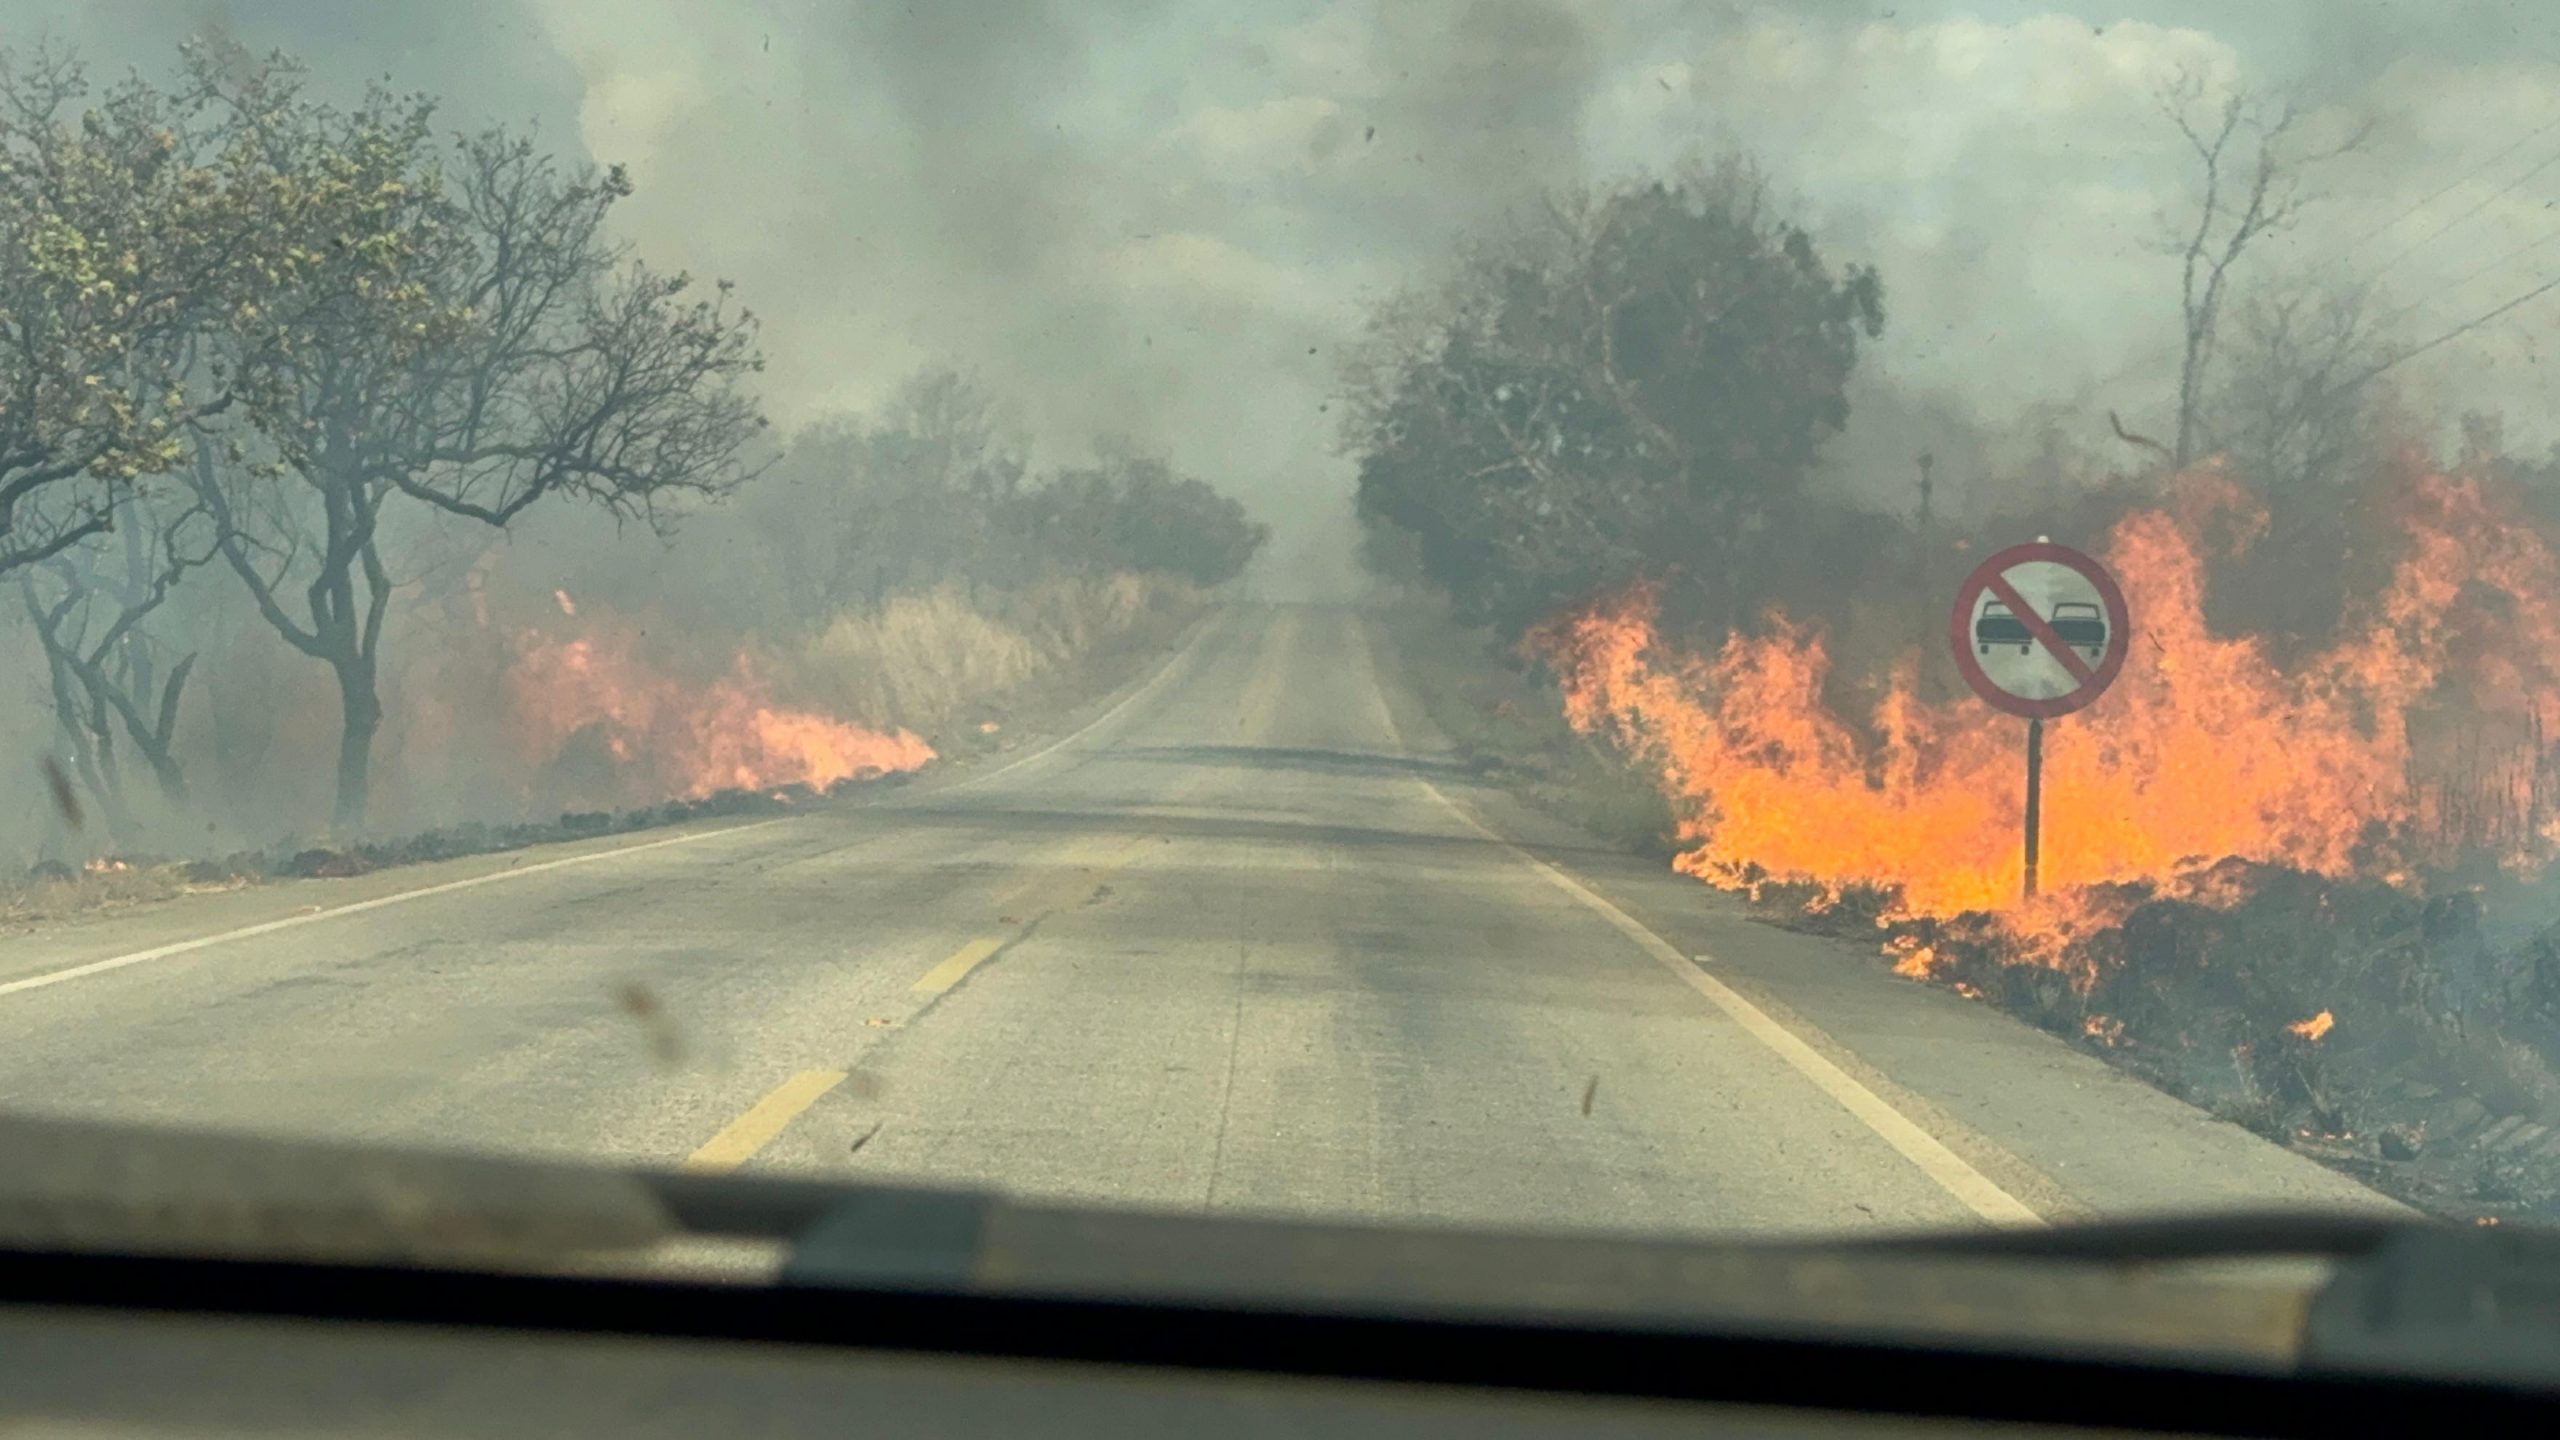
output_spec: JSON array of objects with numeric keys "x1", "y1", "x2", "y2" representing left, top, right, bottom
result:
[
  {"x1": 1527, "y1": 466, "x2": 2560, "y2": 940},
  {"x1": 1526, "y1": 464, "x2": 2560, "y2": 1212},
  {"x1": 1946, "y1": 541, "x2": 2133, "y2": 897},
  {"x1": 1950, "y1": 542, "x2": 2132, "y2": 721}
]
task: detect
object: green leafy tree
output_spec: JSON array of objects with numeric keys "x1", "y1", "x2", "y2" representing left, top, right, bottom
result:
[
  {"x1": 186, "y1": 56, "x2": 766, "y2": 833},
  {"x1": 1346, "y1": 158, "x2": 1883, "y2": 634},
  {"x1": 845, "y1": 369, "x2": 1028, "y2": 604},
  {"x1": 0, "y1": 44, "x2": 313, "y2": 575}
]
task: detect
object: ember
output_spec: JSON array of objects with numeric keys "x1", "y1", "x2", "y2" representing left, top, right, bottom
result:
[{"x1": 2286, "y1": 1010, "x2": 2337, "y2": 1042}]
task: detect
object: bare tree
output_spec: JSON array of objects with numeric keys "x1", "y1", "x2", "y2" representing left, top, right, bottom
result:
[
  {"x1": 2159, "y1": 70, "x2": 2369, "y2": 467},
  {"x1": 2206, "y1": 278, "x2": 2392, "y2": 498},
  {"x1": 852, "y1": 369, "x2": 1024, "y2": 604},
  {"x1": 16, "y1": 485, "x2": 213, "y2": 839},
  {"x1": 191, "y1": 80, "x2": 766, "y2": 833}
]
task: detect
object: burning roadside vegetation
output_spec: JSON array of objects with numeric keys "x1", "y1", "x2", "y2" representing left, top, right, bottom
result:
[
  {"x1": 1526, "y1": 460, "x2": 2560, "y2": 1223},
  {"x1": 9, "y1": 571, "x2": 1215, "y2": 929}
]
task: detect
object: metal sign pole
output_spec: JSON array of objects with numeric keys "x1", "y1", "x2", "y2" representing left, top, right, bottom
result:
[
  {"x1": 1949, "y1": 540, "x2": 2126, "y2": 908},
  {"x1": 2023, "y1": 717, "x2": 2044, "y2": 901}
]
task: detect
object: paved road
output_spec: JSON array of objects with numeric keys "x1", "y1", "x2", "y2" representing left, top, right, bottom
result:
[{"x1": 0, "y1": 605, "x2": 2392, "y2": 1237}]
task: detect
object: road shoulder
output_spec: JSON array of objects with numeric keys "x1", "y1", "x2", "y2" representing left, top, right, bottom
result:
[{"x1": 1354, "y1": 606, "x2": 2404, "y2": 1222}]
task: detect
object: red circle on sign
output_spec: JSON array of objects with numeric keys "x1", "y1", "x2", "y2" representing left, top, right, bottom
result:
[{"x1": 1948, "y1": 541, "x2": 2131, "y2": 720}]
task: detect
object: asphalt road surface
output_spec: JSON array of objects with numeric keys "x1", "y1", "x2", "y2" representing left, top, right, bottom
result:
[{"x1": 0, "y1": 605, "x2": 2394, "y2": 1236}]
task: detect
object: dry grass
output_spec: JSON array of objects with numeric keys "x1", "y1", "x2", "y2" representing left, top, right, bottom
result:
[
  {"x1": 785, "y1": 572, "x2": 1205, "y2": 738},
  {"x1": 797, "y1": 588, "x2": 1048, "y2": 732},
  {"x1": 1379, "y1": 598, "x2": 1677, "y2": 857}
]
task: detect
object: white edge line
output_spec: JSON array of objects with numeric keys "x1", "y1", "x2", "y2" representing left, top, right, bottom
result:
[
  {"x1": 1414, "y1": 779, "x2": 2043, "y2": 1228},
  {"x1": 1354, "y1": 612, "x2": 2039, "y2": 1226},
  {"x1": 0, "y1": 818, "x2": 790, "y2": 1001},
  {"x1": 927, "y1": 606, "x2": 1222, "y2": 796},
  {"x1": 3, "y1": 606, "x2": 1222, "y2": 1000}
]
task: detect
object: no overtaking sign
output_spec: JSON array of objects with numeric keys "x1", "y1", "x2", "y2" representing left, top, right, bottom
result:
[
  {"x1": 1947, "y1": 539, "x2": 2131, "y2": 898},
  {"x1": 1949, "y1": 541, "x2": 2130, "y2": 720}
]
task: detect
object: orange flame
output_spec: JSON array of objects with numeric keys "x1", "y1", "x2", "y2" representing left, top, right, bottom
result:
[
  {"x1": 506, "y1": 621, "x2": 933, "y2": 804},
  {"x1": 2287, "y1": 1010, "x2": 2337, "y2": 1042},
  {"x1": 1531, "y1": 467, "x2": 2560, "y2": 967}
]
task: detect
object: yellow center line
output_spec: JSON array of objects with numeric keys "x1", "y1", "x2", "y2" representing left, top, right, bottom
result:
[
  {"x1": 999, "y1": 835, "x2": 1148, "y2": 902},
  {"x1": 911, "y1": 836, "x2": 1153, "y2": 997},
  {"x1": 679, "y1": 832, "x2": 1160, "y2": 1174},
  {"x1": 682, "y1": 1069, "x2": 848, "y2": 1173},
  {"x1": 910, "y1": 935, "x2": 1006, "y2": 995},
  {"x1": 991, "y1": 874, "x2": 1073, "y2": 915}
]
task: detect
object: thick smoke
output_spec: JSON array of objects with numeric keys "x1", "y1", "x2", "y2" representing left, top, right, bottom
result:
[
  {"x1": 10, "y1": 1, "x2": 2560, "y2": 851},
  {"x1": 26, "y1": 2, "x2": 2560, "y2": 537},
  {"x1": 517, "y1": 0, "x2": 1614, "y2": 604},
  {"x1": 28, "y1": 0, "x2": 588, "y2": 133}
]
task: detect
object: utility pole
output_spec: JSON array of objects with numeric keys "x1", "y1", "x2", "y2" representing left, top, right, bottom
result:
[{"x1": 1915, "y1": 451, "x2": 1937, "y2": 654}]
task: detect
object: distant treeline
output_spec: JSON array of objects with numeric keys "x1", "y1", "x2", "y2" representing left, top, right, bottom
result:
[{"x1": 714, "y1": 370, "x2": 1268, "y2": 640}]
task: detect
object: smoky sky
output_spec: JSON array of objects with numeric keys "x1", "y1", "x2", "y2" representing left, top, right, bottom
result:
[
  {"x1": 18, "y1": 1, "x2": 2560, "y2": 587},
  {"x1": 24, "y1": 0, "x2": 587, "y2": 135},
  {"x1": 1743, "y1": 0, "x2": 2557, "y2": 81}
]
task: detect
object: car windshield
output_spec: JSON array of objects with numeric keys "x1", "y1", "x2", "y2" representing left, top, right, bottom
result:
[{"x1": 4, "y1": 0, "x2": 2555, "y2": 1323}]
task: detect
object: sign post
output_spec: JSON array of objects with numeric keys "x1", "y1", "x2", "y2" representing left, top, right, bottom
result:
[
  {"x1": 2023, "y1": 716, "x2": 2042, "y2": 899},
  {"x1": 1949, "y1": 541, "x2": 2130, "y2": 903}
]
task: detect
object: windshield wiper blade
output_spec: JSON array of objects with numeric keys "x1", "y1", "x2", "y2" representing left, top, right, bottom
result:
[
  {"x1": 0, "y1": 1113, "x2": 671, "y2": 1266},
  {"x1": 1842, "y1": 1209, "x2": 2560, "y2": 1387},
  {"x1": 17, "y1": 1113, "x2": 2560, "y2": 1393},
  {"x1": 1842, "y1": 1210, "x2": 2425, "y2": 1263},
  {"x1": 2302, "y1": 1222, "x2": 2560, "y2": 1390}
]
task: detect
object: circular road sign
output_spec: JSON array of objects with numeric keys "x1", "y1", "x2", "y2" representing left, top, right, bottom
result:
[{"x1": 1948, "y1": 541, "x2": 2131, "y2": 719}]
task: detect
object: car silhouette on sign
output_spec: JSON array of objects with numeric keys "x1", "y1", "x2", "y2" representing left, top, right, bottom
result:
[{"x1": 1975, "y1": 600, "x2": 2107, "y2": 662}]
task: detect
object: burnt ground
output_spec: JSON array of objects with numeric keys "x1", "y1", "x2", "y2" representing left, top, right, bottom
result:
[
  {"x1": 1754, "y1": 865, "x2": 2560, "y2": 1224},
  {"x1": 15, "y1": 773, "x2": 920, "y2": 895}
]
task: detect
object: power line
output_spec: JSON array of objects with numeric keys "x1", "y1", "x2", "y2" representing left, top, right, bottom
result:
[
  {"x1": 2341, "y1": 269, "x2": 2560, "y2": 394},
  {"x1": 2326, "y1": 108, "x2": 2560, "y2": 264},
  {"x1": 2370, "y1": 208, "x2": 2560, "y2": 331},
  {"x1": 2363, "y1": 138, "x2": 2560, "y2": 281},
  {"x1": 2091, "y1": 119, "x2": 2560, "y2": 400}
]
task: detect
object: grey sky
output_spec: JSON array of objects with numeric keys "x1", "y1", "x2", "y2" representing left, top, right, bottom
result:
[{"x1": 20, "y1": 2, "x2": 2560, "y2": 591}]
